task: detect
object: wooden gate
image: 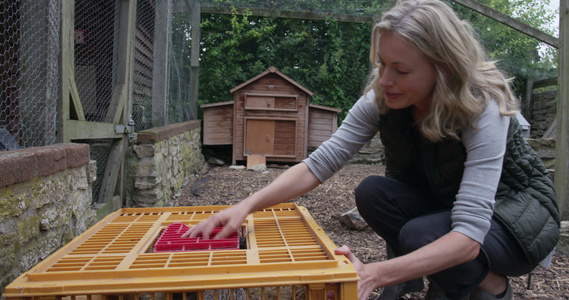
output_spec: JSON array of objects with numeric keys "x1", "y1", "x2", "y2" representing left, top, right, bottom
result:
[{"x1": 58, "y1": 0, "x2": 138, "y2": 218}]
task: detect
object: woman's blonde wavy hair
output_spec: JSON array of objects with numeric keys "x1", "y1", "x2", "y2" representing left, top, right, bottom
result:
[{"x1": 365, "y1": 0, "x2": 519, "y2": 142}]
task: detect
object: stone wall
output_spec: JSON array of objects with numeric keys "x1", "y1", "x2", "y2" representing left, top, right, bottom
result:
[
  {"x1": 349, "y1": 133, "x2": 384, "y2": 165},
  {"x1": 530, "y1": 89, "x2": 557, "y2": 139},
  {"x1": 0, "y1": 143, "x2": 97, "y2": 293},
  {"x1": 128, "y1": 120, "x2": 207, "y2": 207},
  {"x1": 526, "y1": 138, "x2": 556, "y2": 170}
]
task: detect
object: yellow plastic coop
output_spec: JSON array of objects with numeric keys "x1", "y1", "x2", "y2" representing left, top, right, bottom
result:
[{"x1": 3, "y1": 203, "x2": 358, "y2": 300}]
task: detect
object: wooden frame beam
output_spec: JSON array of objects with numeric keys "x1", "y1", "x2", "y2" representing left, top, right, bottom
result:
[
  {"x1": 555, "y1": 0, "x2": 569, "y2": 219},
  {"x1": 200, "y1": 5, "x2": 379, "y2": 23},
  {"x1": 452, "y1": 0, "x2": 558, "y2": 48},
  {"x1": 196, "y1": 2, "x2": 558, "y2": 48}
]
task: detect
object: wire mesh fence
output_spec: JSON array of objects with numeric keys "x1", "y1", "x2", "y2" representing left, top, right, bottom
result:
[
  {"x1": 1, "y1": 0, "x2": 60, "y2": 150},
  {"x1": 189, "y1": 0, "x2": 559, "y2": 125},
  {"x1": 73, "y1": 0, "x2": 121, "y2": 203},
  {"x1": 74, "y1": 0, "x2": 119, "y2": 123},
  {"x1": 1, "y1": 0, "x2": 559, "y2": 147},
  {"x1": 170, "y1": 0, "x2": 198, "y2": 125},
  {"x1": 0, "y1": 0, "x2": 560, "y2": 204}
]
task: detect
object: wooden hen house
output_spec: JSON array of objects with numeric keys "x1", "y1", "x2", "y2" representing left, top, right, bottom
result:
[{"x1": 202, "y1": 67, "x2": 341, "y2": 165}]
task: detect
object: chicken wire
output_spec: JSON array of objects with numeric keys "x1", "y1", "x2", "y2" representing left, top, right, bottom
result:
[
  {"x1": 1, "y1": 0, "x2": 60, "y2": 150},
  {"x1": 0, "y1": 0, "x2": 559, "y2": 207},
  {"x1": 73, "y1": 0, "x2": 120, "y2": 203},
  {"x1": 170, "y1": 0, "x2": 198, "y2": 125},
  {"x1": 133, "y1": 0, "x2": 168, "y2": 131},
  {"x1": 132, "y1": 0, "x2": 196, "y2": 131},
  {"x1": 74, "y1": 0, "x2": 119, "y2": 123},
  {"x1": 2, "y1": 0, "x2": 558, "y2": 149}
]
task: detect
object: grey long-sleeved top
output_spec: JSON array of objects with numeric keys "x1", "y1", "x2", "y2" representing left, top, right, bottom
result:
[{"x1": 303, "y1": 90, "x2": 509, "y2": 244}]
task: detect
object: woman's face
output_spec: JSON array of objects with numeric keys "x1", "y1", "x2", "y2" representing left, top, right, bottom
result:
[{"x1": 377, "y1": 32, "x2": 438, "y2": 116}]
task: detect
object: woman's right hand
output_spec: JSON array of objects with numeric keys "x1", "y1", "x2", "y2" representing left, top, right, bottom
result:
[
  {"x1": 181, "y1": 202, "x2": 251, "y2": 239},
  {"x1": 182, "y1": 162, "x2": 321, "y2": 240}
]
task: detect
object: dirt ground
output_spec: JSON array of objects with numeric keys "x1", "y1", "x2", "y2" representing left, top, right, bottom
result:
[{"x1": 175, "y1": 163, "x2": 569, "y2": 299}]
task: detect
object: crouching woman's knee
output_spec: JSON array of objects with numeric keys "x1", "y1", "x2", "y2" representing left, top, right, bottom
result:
[
  {"x1": 399, "y1": 220, "x2": 435, "y2": 254},
  {"x1": 354, "y1": 175, "x2": 386, "y2": 210}
]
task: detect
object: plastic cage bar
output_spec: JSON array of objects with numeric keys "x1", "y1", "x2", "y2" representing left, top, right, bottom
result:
[{"x1": 3, "y1": 203, "x2": 358, "y2": 299}]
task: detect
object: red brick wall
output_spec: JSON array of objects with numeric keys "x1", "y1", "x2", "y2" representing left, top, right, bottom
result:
[{"x1": 0, "y1": 143, "x2": 90, "y2": 189}]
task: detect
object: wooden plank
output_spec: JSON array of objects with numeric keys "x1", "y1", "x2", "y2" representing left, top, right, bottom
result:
[
  {"x1": 204, "y1": 107, "x2": 233, "y2": 115},
  {"x1": 96, "y1": 139, "x2": 126, "y2": 211},
  {"x1": 308, "y1": 124, "x2": 333, "y2": 131},
  {"x1": 245, "y1": 96, "x2": 274, "y2": 109},
  {"x1": 203, "y1": 103, "x2": 233, "y2": 145},
  {"x1": 245, "y1": 85, "x2": 301, "y2": 93},
  {"x1": 309, "y1": 121, "x2": 333, "y2": 128},
  {"x1": 273, "y1": 150, "x2": 295, "y2": 156},
  {"x1": 451, "y1": 0, "x2": 558, "y2": 48},
  {"x1": 246, "y1": 154, "x2": 266, "y2": 169},
  {"x1": 134, "y1": 52, "x2": 154, "y2": 72},
  {"x1": 554, "y1": 0, "x2": 569, "y2": 219},
  {"x1": 106, "y1": 0, "x2": 136, "y2": 124},
  {"x1": 57, "y1": 0, "x2": 74, "y2": 143},
  {"x1": 200, "y1": 5, "x2": 377, "y2": 24},
  {"x1": 200, "y1": 101, "x2": 234, "y2": 108},
  {"x1": 204, "y1": 130, "x2": 233, "y2": 144},
  {"x1": 309, "y1": 130, "x2": 334, "y2": 137},
  {"x1": 274, "y1": 97, "x2": 297, "y2": 110},
  {"x1": 245, "y1": 119, "x2": 275, "y2": 155},
  {"x1": 274, "y1": 143, "x2": 295, "y2": 151},
  {"x1": 135, "y1": 28, "x2": 154, "y2": 59},
  {"x1": 244, "y1": 91, "x2": 299, "y2": 97},
  {"x1": 68, "y1": 68, "x2": 86, "y2": 121},
  {"x1": 65, "y1": 120, "x2": 122, "y2": 140},
  {"x1": 205, "y1": 116, "x2": 233, "y2": 123},
  {"x1": 189, "y1": 0, "x2": 201, "y2": 120},
  {"x1": 274, "y1": 132, "x2": 295, "y2": 139},
  {"x1": 204, "y1": 121, "x2": 233, "y2": 129},
  {"x1": 205, "y1": 132, "x2": 232, "y2": 138},
  {"x1": 108, "y1": 83, "x2": 127, "y2": 124},
  {"x1": 254, "y1": 77, "x2": 292, "y2": 86},
  {"x1": 204, "y1": 139, "x2": 232, "y2": 145},
  {"x1": 204, "y1": 126, "x2": 233, "y2": 135},
  {"x1": 309, "y1": 104, "x2": 341, "y2": 113}
]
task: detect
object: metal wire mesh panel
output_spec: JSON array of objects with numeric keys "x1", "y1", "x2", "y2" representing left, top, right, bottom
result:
[
  {"x1": 73, "y1": 0, "x2": 121, "y2": 204},
  {"x1": 133, "y1": 0, "x2": 173, "y2": 131},
  {"x1": 170, "y1": 0, "x2": 197, "y2": 125},
  {"x1": 74, "y1": 0, "x2": 119, "y2": 122},
  {"x1": 1, "y1": 0, "x2": 60, "y2": 150},
  {"x1": 133, "y1": 0, "x2": 156, "y2": 131}
]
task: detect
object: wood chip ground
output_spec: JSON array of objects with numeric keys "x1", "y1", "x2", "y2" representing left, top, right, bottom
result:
[{"x1": 175, "y1": 164, "x2": 569, "y2": 299}]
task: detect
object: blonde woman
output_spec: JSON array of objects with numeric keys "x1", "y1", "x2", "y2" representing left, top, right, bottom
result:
[{"x1": 184, "y1": 0, "x2": 559, "y2": 299}]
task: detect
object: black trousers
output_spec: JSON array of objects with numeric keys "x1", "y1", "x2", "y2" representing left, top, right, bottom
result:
[{"x1": 354, "y1": 175, "x2": 532, "y2": 299}]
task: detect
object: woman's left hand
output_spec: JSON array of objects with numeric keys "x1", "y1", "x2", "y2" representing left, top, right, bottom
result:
[{"x1": 335, "y1": 245, "x2": 380, "y2": 300}]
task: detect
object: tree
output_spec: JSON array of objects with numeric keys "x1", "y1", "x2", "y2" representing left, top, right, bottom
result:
[
  {"x1": 197, "y1": 9, "x2": 372, "y2": 121},
  {"x1": 448, "y1": 0, "x2": 558, "y2": 98},
  {"x1": 176, "y1": 0, "x2": 558, "y2": 121}
]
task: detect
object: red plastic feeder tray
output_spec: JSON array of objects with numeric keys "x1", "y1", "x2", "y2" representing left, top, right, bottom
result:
[{"x1": 153, "y1": 222, "x2": 240, "y2": 252}]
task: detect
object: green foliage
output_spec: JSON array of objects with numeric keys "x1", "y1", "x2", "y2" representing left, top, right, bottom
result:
[
  {"x1": 200, "y1": 0, "x2": 393, "y2": 15},
  {"x1": 178, "y1": 0, "x2": 558, "y2": 122},
  {"x1": 447, "y1": 0, "x2": 558, "y2": 99},
  {"x1": 197, "y1": 11, "x2": 372, "y2": 121}
]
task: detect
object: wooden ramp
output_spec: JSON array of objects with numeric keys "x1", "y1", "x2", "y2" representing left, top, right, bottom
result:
[{"x1": 246, "y1": 154, "x2": 266, "y2": 169}]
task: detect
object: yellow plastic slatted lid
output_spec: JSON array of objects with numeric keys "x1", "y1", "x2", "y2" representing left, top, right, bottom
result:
[{"x1": 3, "y1": 203, "x2": 358, "y2": 298}]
